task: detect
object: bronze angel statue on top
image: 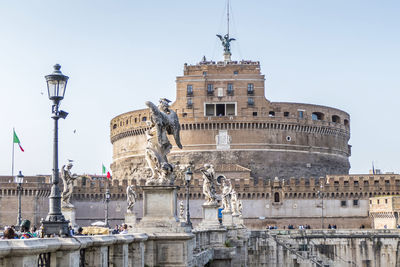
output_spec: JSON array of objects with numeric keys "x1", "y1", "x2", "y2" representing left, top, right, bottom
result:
[
  {"x1": 216, "y1": 34, "x2": 236, "y2": 53},
  {"x1": 145, "y1": 98, "x2": 183, "y2": 185}
]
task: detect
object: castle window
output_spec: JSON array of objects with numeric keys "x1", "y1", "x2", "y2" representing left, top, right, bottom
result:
[
  {"x1": 248, "y1": 98, "x2": 254, "y2": 106},
  {"x1": 269, "y1": 111, "x2": 275, "y2": 117},
  {"x1": 377, "y1": 199, "x2": 380, "y2": 204},
  {"x1": 135, "y1": 118, "x2": 137, "y2": 123},
  {"x1": 216, "y1": 104, "x2": 225, "y2": 116},
  {"x1": 247, "y1": 83, "x2": 254, "y2": 95},
  {"x1": 353, "y1": 199, "x2": 359, "y2": 206},
  {"x1": 344, "y1": 119, "x2": 349, "y2": 126},
  {"x1": 142, "y1": 117, "x2": 147, "y2": 122},
  {"x1": 332, "y1": 115, "x2": 340, "y2": 123},
  {"x1": 354, "y1": 181, "x2": 359, "y2": 186},
  {"x1": 187, "y1": 85, "x2": 193, "y2": 96},
  {"x1": 206, "y1": 104, "x2": 214, "y2": 116},
  {"x1": 203, "y1": 71, "x2": 207, "y2": 76},
  {"x1": 253, "y1": 112, "x2": 258, "y2": 117},
  {"x1": 227, "y1": 83, "x2": 234, "y2": 96},
  {"x1": 274, "y1": 192, "x2": 280, "y2": 203},
  {"x1": 226, "y1": 104, "x2": 235, "y2": 116},
  {"x1": 182, "y1": 113, "x2": 187, "y2": 117},
  {"x1": 234, "y1": 70, "x2": 238, "y2": 75},
  {"x1": 207, "y1": 84, "x2": 214, "y2": 96},
  {"x1": 374, "y1": 180, "x2": 379, "y2": 186},
  {"x1": 312, "y1": 112, "x2": 324, "y2": 121},
  {"x1": 364, "y1": 181, "x2": 369, "y2": 186},
  {"x1": 187, "y1": 98, "x2": 193, "y2": 109},
  {"x1": 205, "y1": 103, "x2": 236, "y2": 116},
  {"x1": 113, "y1": 124, "x2": 117, "y2": 129},
  {"x1": 385, "y1": 199, "x2": 388, "y2": 204},
  {"x1": 284, "y1": 112, "x2": 290, "y2": 117},
  {"x1": 385, "y1": 180, "x2": 390, "y2": 185},
  {"x1": 334, "y1": 181, "x2": 339, "y2": 186},
  {"x1": 344, "y1": 181, "x2": 349, "y2": 186},
  {"x1": 340, "y1": 200, "x2": 347, "y2": 207},
  {"x1": 298, "y1": 110, "x2": 304, "y2": 119}
]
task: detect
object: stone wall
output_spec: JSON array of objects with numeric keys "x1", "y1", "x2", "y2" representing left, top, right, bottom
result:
[
  {"x1": 248, "y1": 229, "x2": 400, "y2": 267},
  {"x1": 0, "y1": 177, "x2": 50, "y2": 228}
]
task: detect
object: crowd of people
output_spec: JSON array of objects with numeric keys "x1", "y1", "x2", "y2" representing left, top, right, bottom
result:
[
  {"x1": 2, "y1": 220, "x2": 38, "y2": 239},
  {"x1": 111, "y1": 224, "x2": 130, "y2": 234}
]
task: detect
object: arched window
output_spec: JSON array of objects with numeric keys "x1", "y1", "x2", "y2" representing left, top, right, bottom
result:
[
  {"x1": 312, "y1": 112, "x2": 324, "y2": 121},
  {"x1": 332, "y1": 115, "x2": 340, "y2": 123},
  {"x1": 113, "y1": 124, "x2": 117, "y2": 129},
  {"x1": 344, "y1": 119, "x2": 349, "y2": 126},
  {"x1": 274, "y1": 192, "x2": 280, "y2": 203}
]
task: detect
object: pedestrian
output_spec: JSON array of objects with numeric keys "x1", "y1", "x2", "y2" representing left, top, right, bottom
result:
[
  {"x1": 120, "y1": 224, "x2": 128, "y2": 234},
  {"x1": 112, "y1": 225, "x2": 119, "y2": 235},
  {"x1": 75, "y1": 227, "x2": 84, "y2": 236},
  {"x1": 20, "y1": 220, "x2": 33, "y2": 239},
  {"x1": 2, "y1": 227, "x2": 17, "y2": 239}
]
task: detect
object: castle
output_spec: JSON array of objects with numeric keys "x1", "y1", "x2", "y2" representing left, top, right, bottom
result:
[{"x1": 110, "y1": 52, "x2": 351, "y2": 182}]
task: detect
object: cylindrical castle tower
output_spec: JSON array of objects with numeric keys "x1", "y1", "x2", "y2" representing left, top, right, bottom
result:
[{"x1": 110, "y1": 59, "x2": 351, "y2": 181}]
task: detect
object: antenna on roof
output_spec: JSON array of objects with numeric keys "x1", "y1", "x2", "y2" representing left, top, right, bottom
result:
[
  {"x1": 227, "y1": 0, "x2": 230, "y2": 37},
  {"x1": 216, "y1": 0, "x2": 236, "y2": 63}
]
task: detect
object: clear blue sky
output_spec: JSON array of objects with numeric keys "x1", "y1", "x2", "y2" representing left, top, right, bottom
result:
[{"x1": 0, "y1": 0, "x2": 399, "y2": 176}]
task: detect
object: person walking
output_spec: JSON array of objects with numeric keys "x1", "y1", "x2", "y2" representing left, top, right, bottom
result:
[{"x1": 20, "y1": 220, "x2": 33, "y2": 239}]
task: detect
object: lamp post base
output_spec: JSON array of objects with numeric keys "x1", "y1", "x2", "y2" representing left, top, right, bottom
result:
[{"x1": 41, "y1": 218, "x2": 70, "y2": 237}]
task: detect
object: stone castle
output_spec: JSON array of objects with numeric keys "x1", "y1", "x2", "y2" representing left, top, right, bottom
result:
[{"x1": 110, "y1": 58, "x2": 351, "y2": 181}]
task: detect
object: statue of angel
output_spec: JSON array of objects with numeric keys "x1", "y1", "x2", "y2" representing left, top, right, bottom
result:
[
  {"x1": 216, "y1": 34, "x2": 236, "y2": 53},
  {"x1": 238, "y1": 200, "x2": 243, "y2": 216},
  {"x1": 200, "y1": 164, "x2": 217, "y2": 205},
  {"x1": 126, "y1": 185, "x2": 137, "y2": 213},
  {"x1": 231, "y1": 188, "x2": 239, "y2": 216},
  {"x1": 61, "y1": 161, "x2": 78, "y2": 208},
  {"x1": 221, "y1": 177, "x2": 233, "y2": 212},
  {"x1": 144, "y1": 98, "x2": 183, "y2": 185}
]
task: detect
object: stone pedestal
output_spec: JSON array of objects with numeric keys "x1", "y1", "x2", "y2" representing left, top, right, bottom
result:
[
  {"x1": 62, "y1": 206, "x2": 77, "y2": 228},
  {"x1": 233, "y1": 215, "x2": 244, "y2": 227},
  {"x1": 125, "y1": 212, "x2": 137, "y2": 233},
  {"x1": 135, "y1": 185, "x2": 190, "y2": 233},
  {"x1": 197, "y1": 203, "x2": 222, "y2": 229},
  {"x1": 222, "y1": 210, "x2": 235, "y2": 227},
  {"x1": 134, "y1": 185, "x2": 194, "y2": 266}
]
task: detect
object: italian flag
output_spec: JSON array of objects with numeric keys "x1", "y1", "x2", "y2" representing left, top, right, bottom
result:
[
  {"x1": 13, "y1": 130, "x2": 24, "y2": 152},
  {"x1": 102, "y1": 164, "x2": 111, "y2": 179}
]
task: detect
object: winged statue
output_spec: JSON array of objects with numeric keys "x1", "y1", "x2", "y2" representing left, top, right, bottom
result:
[
  {"x1": 144, "y1": 98, "x2": 183, "y2": 185},
  {"x1": 216, "y1": 34, "x2": 236, "y2": 53}
]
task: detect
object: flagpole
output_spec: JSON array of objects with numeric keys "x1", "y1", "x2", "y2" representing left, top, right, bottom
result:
[{"x1": 12, "y1": 128, "x2": 15, "y2": 178}]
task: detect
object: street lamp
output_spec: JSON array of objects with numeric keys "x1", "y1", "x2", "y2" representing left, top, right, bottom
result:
[
  {"x1": 185, "y1": 167, "x2": 193, "y2": 228},
  {"x1": 105, "y1": 189, "x2": 111, "y2": 228},
  {"x1": 41, "y1": 64, "x2": 70, "y2": 237},
  {"x1": 14, "y1": 171, "x2": 24, "y2": 226}
]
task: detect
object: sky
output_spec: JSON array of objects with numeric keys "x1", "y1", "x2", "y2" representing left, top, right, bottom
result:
[{"x1": 0, "y1": 0, "x2": 399, "y2": 176}]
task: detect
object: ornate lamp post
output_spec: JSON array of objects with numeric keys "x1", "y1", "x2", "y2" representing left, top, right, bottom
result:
[
  {"x1": 105, "y1": 189, "x2": 111, "y2": 228},
  {"x1": 185, "y1": 167, "x2": 193, "y2": 228},
  {"x1": 15, "y1": 171, "x2": 24, "y2": 226},
  {"x1": 41, "y1": 64, "x2": 70, "y2": 236}
]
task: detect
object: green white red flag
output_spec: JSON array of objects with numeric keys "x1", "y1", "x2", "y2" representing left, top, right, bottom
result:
[
  {"x1": 13, "y1": 130, "x2": 24, "y2": 152},
  {"x1": 102, "y1": 164, "x2": 111, "y2": 179}
]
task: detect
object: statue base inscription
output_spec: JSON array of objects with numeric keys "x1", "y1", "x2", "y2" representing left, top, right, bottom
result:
[
  {"x1": 62, "y1": 206, "x2": 77, "y2": 229},
  {"x1": 125, "y1": 212, "x2": 137, "y2": 232},
  {"x1": 135, "y1": 185, "x2": 190, "y2": 233},
  {"x1": 222, "y1": 210, "x2": 235, "y2": 227},
  {"x1": 197, "y1": 203, "x2": 223, "y2": 229}
]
